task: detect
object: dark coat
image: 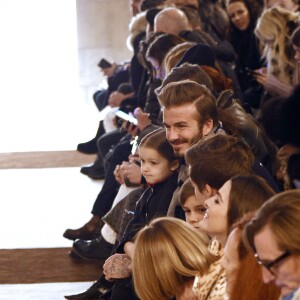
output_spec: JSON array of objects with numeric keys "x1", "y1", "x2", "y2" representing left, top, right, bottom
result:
[{"x1": 116, "y1": 171, "x2": 178, "y2": 253}]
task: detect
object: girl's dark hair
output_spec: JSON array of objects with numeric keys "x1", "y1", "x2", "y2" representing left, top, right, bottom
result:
[{"x1": 139, "y1": 128, "x2": 176, "y2": 162}]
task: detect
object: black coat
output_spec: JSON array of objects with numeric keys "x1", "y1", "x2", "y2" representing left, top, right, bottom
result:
[{"x1": 116, "y1": 171, "x2": 178, "y2": 253}]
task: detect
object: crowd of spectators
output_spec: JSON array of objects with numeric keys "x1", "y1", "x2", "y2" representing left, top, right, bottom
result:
[{"x1": 62, "y1": 0, "x2": 300, "y2": 299}]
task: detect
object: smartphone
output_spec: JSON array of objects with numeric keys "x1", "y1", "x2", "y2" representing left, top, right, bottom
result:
[
  {"x1": 115, "y1": 110, "x2": 138, "y2": 126},
  {"x1": 98, "y1": 58, "x2": 112, "y2": 69}
]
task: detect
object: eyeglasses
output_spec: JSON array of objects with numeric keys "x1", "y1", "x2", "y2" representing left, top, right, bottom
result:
[{"x1": 254, "y1": 251, "x2": 291, "y2": 275}]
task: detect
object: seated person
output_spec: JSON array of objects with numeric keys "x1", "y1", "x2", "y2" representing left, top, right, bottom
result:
[
  {"x1": 244, "y1": 190, "x2": 300, "y2": 300},
  {"x1": 179, "y1": 178, "x2": 206, "y2": 230},
  {"x1": 221, "y1": 213, "x2": 280, "y2": 300},
  {"x1": 133, "y1": 217, "x2": 216, "y2": 300},
  {"x1": 65, "y1": 128, "x2": 179, "y2": 300}
]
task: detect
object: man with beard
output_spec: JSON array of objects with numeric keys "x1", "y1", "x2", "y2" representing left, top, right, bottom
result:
[{"x1": 157, "y1": 79, "x2": 224, "y2": 217}]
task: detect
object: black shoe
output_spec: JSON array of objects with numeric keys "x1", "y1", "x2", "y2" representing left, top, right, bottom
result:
[
  {"x1": 98, "y1": 288, "x2": 112, "y2": 300},
  {"x1": 72, "y1": 237, "x2": 114, "y2": 261},
  {"x1": 77, "y1": 138, "x2": 98, "y2": 154},
  {"x1": 64, "y1": 279, "x2": 107, "y2": 299},
  {"x1": 80, "y1": 165, "x2": 105, "y2": 180}
]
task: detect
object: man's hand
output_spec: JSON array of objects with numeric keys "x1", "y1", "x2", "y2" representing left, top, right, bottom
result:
[
  {"x1": 108, "y1": 91, "x2": 125, "y2": 107},
  {"x1": 103, "y1": 254, "x2": 132, "y2": 280},
  {"x1": 121, "y1": 161, "x2": 142, "y2": 186},
  {"x1": 121, "y1": 120, "x2": 140, "y2": 137},
  {"x1": 113, "y1": 163, "x2": 129, "y2": 184}
]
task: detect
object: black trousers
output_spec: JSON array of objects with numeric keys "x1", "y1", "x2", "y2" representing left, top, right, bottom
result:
[
  {"x1": 91, "y1": 133, "x2": 132, "y2": 217},
  {"x1": 109, "y1": 277, "x2": 139, "y2": 300}
]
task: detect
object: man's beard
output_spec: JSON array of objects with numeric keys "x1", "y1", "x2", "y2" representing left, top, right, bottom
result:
[{"x1": 171, "y1": 129, "x2": 203, "y2": 158}]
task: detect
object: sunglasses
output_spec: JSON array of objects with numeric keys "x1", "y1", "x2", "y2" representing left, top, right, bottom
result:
[{"x1": 254, "y1": 251, "x2": 291, "y2": 275}]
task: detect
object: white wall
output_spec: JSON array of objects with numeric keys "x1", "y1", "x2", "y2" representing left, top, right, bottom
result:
[
  {"x1": 76, "y1": 0, "x2": 132, "y2": 105},
  {"x1": 0, "y1": 0, "x2": 132, "y2": 152}
]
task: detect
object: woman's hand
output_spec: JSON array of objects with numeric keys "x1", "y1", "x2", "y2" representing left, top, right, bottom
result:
[
  {"x1": 253, "y1": 67, "x2": 267, "y2": 86},
  {"x1": 124, "y1": 241, "x2": 136, "y2": 260}
]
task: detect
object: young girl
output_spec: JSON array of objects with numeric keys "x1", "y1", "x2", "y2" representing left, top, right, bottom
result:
[
  {"x1": 116, "y1": 127, "x2": 179, "y2": 254},
  {"x1": 102, "y1": 128, "x2": 179, "y2": 299}
]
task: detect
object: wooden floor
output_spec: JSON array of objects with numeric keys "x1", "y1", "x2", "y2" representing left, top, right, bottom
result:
[{"x1": 0, "y1": 151, "x2": 105, "y2": 299}]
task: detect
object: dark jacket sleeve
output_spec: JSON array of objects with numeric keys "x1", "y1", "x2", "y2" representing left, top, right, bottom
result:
[{"x1": 116, "y1": 188, "x2": 152, "y2": 253}]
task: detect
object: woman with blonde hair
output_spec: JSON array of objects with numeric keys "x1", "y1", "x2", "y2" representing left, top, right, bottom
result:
[
  {"x1": 133, "y1": 217, "x2": 217, "y2": 300},
  {"x1": 253, "y1": 6, "x2": 300, "y2": 98}
]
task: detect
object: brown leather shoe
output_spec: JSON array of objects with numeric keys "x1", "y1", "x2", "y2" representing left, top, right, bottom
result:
[{"x1": 63, "y1": 215, "x2": 104, "y2": 241}]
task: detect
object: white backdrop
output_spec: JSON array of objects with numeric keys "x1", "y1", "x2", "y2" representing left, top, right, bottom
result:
[{"x1": 0, "y1": 0, "x2": 101, "y2": 152}]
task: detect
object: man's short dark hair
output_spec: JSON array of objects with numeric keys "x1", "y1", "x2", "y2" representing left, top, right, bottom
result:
[{"x1": 185, "y1": 134, "x2": 254, "y2": 192}]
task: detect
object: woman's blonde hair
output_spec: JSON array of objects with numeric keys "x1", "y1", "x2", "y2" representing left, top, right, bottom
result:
[
  {"x1": 127, "y1": 11, "x2": 148, "y2": 51},
  {"x1": 255, "y1": 6, "x2": 300, "y2": 84},
  {"x1": 133, "y1": 217, "x2": 217, "y2": 300}
]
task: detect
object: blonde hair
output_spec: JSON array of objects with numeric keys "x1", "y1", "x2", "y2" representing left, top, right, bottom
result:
[
  {"x1": 127, "y1": 11, "x2": 148, "y2": 51},
  {"x1": 133, "y1": 217, "x2": 216, "y2": 300},
  {"x1": 255, "y1": 7, "x2": 300, "y2": 84}
]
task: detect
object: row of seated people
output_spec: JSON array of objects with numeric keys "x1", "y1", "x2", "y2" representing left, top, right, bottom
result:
[
  {"x1": 78, "y1": 0, "x2": 300, "y2": 180},
  {"x1": 63, "y1": 0, "x2": 300, "y2": 299},
  {"x1": 64, "y1": 81, "x2": 300, "y2": 300}
]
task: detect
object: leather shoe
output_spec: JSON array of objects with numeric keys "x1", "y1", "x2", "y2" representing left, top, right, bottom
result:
[
  {"x1": 77, "y1": 138, "x2": 97, "y2": 154},
  {"x1": 64, "y1": 279, "x2": 107, "y2": 299},
  {"x1": 63, "y1": 215, "x2": 104, "y2": 241},
  {"x1": 72, "y1": 236, "x2": 113, "y2": 261},
  {"x1": 80, "y1": 165, "x2": 105, "y2": 180}
]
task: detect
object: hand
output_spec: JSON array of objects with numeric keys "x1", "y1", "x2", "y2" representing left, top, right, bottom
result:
[
  {"x1": 114, "y1": 163, "x2": 128, "y2": 184},
  {"x1": 124, "y1": 241, "x2": 136, "y2": 260},
  {"x1": 253, "y1": 67, "x2": 267, "y2": 86},
  {"x1": 108, "y1": 91, "x2": 126, "y2": 107},
  {"x1": 134, "y1": 107, "x2": 151, "y2": 131},
  {"x1": 121, "y1": 161, "x2": 142, "y2": 185},
  {"x1": 128, "y1": 154, "x2": 140, "y2": 164},
  {"x1": 121, "y1": 120, "x2": 140, "y2": 137},
  {"x1": 103, "y1": 254, "x2": 132, "y2": 280},
  {"x1": 176, "y1": 279, "x2": 197, "y2": 300}
]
